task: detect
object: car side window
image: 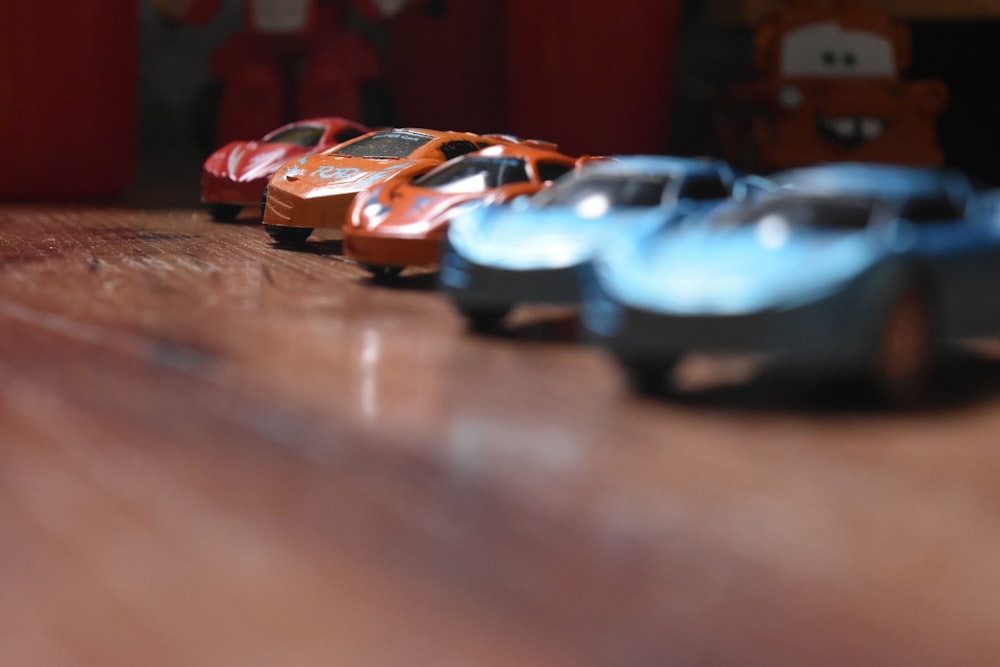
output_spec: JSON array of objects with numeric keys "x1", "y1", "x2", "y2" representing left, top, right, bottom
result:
[
  {"x1": 498, "y1": 161, "x2": 530, "y2": 185},
  {"x1": 535, "y1": 161, "x2": 573, "y2": 183},
  {"x1": 265, "y1": 125, "x2": 325, "y2": 146},
  {"x1": 900, "y1": 196, "x2": 962, "y2": 224},
  {"x1": 678, "y1": 174, "x2": 730, "y2": 201},
  {"x1": 440, "y1": 141, "x2": 481, "y2": 161}
]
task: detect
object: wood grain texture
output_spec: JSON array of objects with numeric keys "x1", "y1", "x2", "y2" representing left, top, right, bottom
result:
[{"x1": 2, "y1": 204, "x2": 1000, "y2": 665}]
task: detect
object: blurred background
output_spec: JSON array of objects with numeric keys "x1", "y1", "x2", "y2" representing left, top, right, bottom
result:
[
  {"x1": 5, "y1": 5, "x2": 1000, "y2": 665},
  {"x1": 2, "y1": 0, "x2": 999, "y2": 202}
]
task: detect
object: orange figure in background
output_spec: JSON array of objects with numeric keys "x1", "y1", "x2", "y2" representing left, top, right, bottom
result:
[
  {"x1": 155, "y1": 0, "x2": 416, "y2": 147},
  {"x1": 719, "y1": 0, "x2": 947, "y2": 172}
]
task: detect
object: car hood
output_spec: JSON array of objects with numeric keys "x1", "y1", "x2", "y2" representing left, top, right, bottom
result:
[
  {"x1": 204, "y1": 141, "x2": 308, "y2": 183},
  {"x1": 359, "y1": 185, "x2": 489, "y2": 237},
  {"x1": 272, "y1": 154, "x2": 434, "y2": 198},
  {"x1": 596, "y1": 223, "x2": 884, "y2": 315},
  {"x1": 447, "y1": 204, "x2": 660, "y2": 270}
]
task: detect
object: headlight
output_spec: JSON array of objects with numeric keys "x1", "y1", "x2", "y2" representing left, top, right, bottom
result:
[
  {"x1": 359, "y1": 201, "x2": 387, "y2": 228},
  {"x1": 364, "y1": 201, "x2": 385, "y2": 218}
]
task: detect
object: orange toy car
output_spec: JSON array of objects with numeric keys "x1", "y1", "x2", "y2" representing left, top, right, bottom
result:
[
  {"x1": 343, "y1": 143, "x2": 578, "y2": 277},
  {"x1": 719, "y1": 0, "x2": 947, "y2": 172},
  {"x1": 261, "y1": 128, "x2": 512, "y2": 245}
]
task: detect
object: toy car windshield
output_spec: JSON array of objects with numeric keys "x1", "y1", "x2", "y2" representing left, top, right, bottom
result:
[
  {"x1": 333, "y1": 130, "x2": 434, "y2": 158},
  {"x1": 413, "y1": 156, "x2": 530, "y2": 193},
  {"x1": 712, "y1": 195, "x2": 877, "y2": 230},
  {"x1": 262, "y1": 125, "x2": 326, "y2": 147},
  {"x1": 531, "y1": 174, "x2": 672, "y2": 216}
]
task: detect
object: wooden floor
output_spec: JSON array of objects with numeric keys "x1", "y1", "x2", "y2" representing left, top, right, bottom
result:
[{"x1": 3, "y1": 201, "x2": 1000, "y2": 665}]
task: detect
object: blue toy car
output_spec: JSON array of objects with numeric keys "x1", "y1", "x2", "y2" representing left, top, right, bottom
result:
[
  {"x1": 439, "y1": 156, "x2": 736, "y2": 331},
  {"x1": 582, "y1": 163, "x2": 989, "y2": 403}
]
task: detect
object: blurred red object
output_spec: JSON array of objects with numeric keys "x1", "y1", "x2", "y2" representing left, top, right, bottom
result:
[
  {"x1": 387, "y1": 1, "x2": 506, "y2": 134},
  {"x1": 155, "y1": 0, "x2": 421, "y2": 151},
  {"x1": 0, "y1": 1, "x2": 138, "y2": 199},
  {"x1": 388, "y1": 0, "x2": 681, "y2": 156},
  {"x1": 504, "y1": 0, "x2": 681, "y2": 156}
]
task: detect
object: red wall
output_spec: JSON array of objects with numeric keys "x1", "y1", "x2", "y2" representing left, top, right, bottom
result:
[
  {"x1": 0, "y1": 1, "x2": 138, "y2": 199},
  {"x1": 388, "y1": 0, "x2": 680, "y2": 157}
]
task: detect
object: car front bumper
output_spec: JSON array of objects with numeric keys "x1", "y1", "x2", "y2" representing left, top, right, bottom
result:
[
  {"x1": 343, "y1": 229, "x2": 442, "y2": 268},
  {"x1": 582, "y1": 275, "x2": 878, "y2": 369},
  {"x1": 263, "y1": 186, "x2": 356, "y2": 230},
  {"x1": 439, "y1": 244, "x2": 584, "y2": 310}
]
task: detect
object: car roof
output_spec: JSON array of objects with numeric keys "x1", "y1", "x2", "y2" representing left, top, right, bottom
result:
[
  {"x1": 577, "y1": 155, "x2": 734, "y2": 182},
  {"x1": 464, "y1": 143, "x2": 575, "y2": 163},
  {"x1": 290, "y1": 117, "x2": 362, "y2": 128},
  {"x1": 262, "y1": 117, "x2": 363, "y2": 137},
  {"x1": 324, "y1": 127, "x2": 509, "y2": 155},
  {"x1": 360, "y1": 127, "x2": 491, "y2": 142},
  {"x1": 772, "y1": 163, "x2": 969, "y2": 201}
]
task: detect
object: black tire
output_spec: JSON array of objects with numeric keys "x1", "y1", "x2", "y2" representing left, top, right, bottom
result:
[
  {"x1": 265, "y1": 224, "x2": 313, "y2": 245},
  {"x1": 360, "y1": 263, "x2": 404, "y2": 280},
  {"x1": 208, "y1": 203, "x2": 242, "y2": 223},
  {"x1": 869, "y1": 286, "x2": 933, "y2": 406},
  {"x1": 459, "y1": 305, "x2": 511, "y2": 333}
]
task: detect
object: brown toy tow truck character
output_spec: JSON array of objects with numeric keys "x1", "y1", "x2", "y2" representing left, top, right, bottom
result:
[{"x1": 719, "y1": 0, "x2": 947, "y2": 172}]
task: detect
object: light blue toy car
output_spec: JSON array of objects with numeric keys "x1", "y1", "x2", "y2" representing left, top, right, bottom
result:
[
  {"x1": 439, "y1": 156, "x2": 737, "y2": 331},
  {"x1": 582, "y1": 163, "x2": 989, "y2": 403}
]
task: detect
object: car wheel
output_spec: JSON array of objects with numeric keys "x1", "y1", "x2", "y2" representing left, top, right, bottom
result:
[
  {"x1": 360, "y1": 263, "x2": 404, "y2": 280},
  {"x1": 265, "y1": 224, "x2": 312, "y2": 245},
  {"x1": 459, "y1": 305, "x2": 511, "y2": 333},
  {"x1": 869, "y1": 285, "x2": 933, "y2": 406},
  {"x1": 208, "y1": 203, "x2": 242, "y2": 223}
]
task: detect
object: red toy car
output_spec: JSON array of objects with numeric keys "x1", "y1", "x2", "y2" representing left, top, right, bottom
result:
[
  {"x1": 343, "y1": 143, "x2": 577, "y2": 276},
  {"x1": 201, "y1": 117, "x2": 367, "y2": 222}
]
